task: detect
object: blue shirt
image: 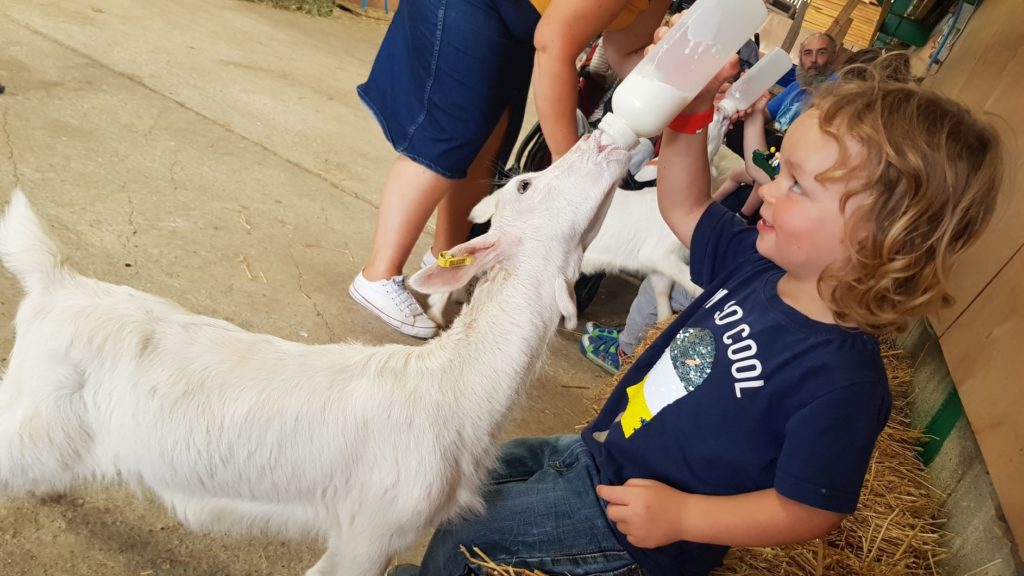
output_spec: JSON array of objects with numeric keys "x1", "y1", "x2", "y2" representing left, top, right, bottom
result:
[
  {"x1": 765, "y1": 80, "x2": 807, "y2": 132},
  {"x1": 583, "y1": 204, "x2": 891, "y2": 576}
]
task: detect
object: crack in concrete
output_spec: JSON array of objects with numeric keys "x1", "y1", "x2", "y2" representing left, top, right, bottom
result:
[
  {"x1": 291, "y1": 255, "x2": 336, "y2": 341},
  {"x1": 168, "y1": 159, "x2": 181, "y2": 194},
  {"x1": 122, "y1": 184, "x2": 139, "y2": 272},
  {"x1": 1, "y1": 107, "x2": 21, "y2": 187}
]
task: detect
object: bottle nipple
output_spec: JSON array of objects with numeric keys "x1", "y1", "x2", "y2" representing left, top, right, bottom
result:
[
  {"x1": 597, "y1": 112, "x2": 640, "y2": 150},
  {"x1": 717, "y1": 99, "x2": 740, "y2": 119}
]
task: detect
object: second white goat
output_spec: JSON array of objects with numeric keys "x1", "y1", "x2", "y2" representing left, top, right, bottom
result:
[{"x1": 0, "y1": 134, "x2": 628, "y2": 576}]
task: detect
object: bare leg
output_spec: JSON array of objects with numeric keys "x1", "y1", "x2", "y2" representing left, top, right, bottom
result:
[
  {"x1": 362, "y1": 157, "x2": 457, "y2": 281},
  {"x1": 431, "y1": 110, "x2": 510, "y2": 255},
  {"x1": 363, "y1": 111, "x2": 511, "y2": 281},
  {"x1": 711, "y1": 167, "x2": 752, "y2": 204}
]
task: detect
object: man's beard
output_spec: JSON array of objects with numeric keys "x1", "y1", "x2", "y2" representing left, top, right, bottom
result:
[{"x1": 797, "y1": 65, "x2": 831, "y2": 87}]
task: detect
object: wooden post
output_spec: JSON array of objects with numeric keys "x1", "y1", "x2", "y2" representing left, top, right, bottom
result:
[
  {"x1": 782, "y1": 0, "x2": 810, "y2": 53},
  {"x1": 833, "y1": 15, "x2": 855, "y2": 46},
  {"x1": 869, "y1": 0, "x2": 895, "y2": 45},
  {"x1": 826, "y1": 0, "x2": 862, "y2": 39}
]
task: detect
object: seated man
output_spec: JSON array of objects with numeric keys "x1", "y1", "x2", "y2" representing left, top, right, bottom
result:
[{"x1": 724, "y1": 32, "x2": 837, "y2": 157}]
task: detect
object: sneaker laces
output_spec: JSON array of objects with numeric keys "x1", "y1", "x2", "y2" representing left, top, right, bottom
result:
[
  {"x1": 385, "y1": 277, "x2": 425, "y2": 319},
  {"x1": 591, "y1": 335, "x2": 619, "y2": 360}
]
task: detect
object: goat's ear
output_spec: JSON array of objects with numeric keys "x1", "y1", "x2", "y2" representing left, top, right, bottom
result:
[
  {"x1": 468, "y1": 193, "x2": 497, "y2": 224},
  {"x1": 408, "y1": 233, "x2": 502, "y2": 294}
]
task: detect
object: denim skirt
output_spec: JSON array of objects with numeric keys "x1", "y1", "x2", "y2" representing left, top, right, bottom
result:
[{"x1": 357, "y1": 0, "x2": 540, "y2": 179}]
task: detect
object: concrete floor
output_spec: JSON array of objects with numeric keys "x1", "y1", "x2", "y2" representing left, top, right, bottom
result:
[{"x1": 0, "y1": 0, "x2": 641, "y2": 574}]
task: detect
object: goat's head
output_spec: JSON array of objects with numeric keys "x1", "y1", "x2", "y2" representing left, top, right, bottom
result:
[{"x1": 409, "y1": 132, "x2": 629, "y2": 328}]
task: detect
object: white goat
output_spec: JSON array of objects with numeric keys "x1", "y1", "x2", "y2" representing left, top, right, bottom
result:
[{"x1": 0, "y1": 135, "x2": 629, "y2": 576}]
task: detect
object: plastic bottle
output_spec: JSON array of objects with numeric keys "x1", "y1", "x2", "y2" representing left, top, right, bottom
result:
[
  {"x1": 598, "y1": 0, "x2": 768, "y2": 149},
  {"x1": 717, "y1": 48, "x2": 794, "y2": 118}
]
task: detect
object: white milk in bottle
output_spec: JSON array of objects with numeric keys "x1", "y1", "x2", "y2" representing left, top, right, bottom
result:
[{"x1": 597, "y1": 0, "x2": 768, "y2": 149}]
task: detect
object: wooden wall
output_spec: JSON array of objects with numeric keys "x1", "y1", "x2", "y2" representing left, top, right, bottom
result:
[
  {"x1": 803, "y1": 0, "x2": 882, "y2": 48},
  {"x1": 921, "y1": 0, "x2": 1024, "y2": 555}
]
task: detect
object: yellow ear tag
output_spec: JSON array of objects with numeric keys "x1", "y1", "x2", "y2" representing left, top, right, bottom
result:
[{"x1": 436, "y1": 251, "x2": 474, "y2": 268}]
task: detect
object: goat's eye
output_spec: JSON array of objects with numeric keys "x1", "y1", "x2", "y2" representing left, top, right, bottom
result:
[{"x1": 517, "y1": 179, "x2": 531, "y2": 194}]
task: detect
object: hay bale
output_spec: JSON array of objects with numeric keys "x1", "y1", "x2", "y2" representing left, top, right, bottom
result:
[{"x1": 243, "y1": 0, "x2": 335, "y2": 16}]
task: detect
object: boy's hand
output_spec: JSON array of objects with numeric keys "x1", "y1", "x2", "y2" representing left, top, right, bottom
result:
[
  {"x1": 597, "y1": 479, "x2": 688, "y2": 548},
  {"x1": 726, "y1": 92, "x2": 769, "y2": 126}
]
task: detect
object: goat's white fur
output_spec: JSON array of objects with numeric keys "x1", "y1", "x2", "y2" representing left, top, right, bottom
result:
[{"x1": 0, "y1": 137, "x2": 628, "y2": 576}]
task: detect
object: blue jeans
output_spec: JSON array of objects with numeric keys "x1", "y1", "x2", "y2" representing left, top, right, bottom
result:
[{"x1": 418, "y1": 435, "x2": 640, "y2": 576}]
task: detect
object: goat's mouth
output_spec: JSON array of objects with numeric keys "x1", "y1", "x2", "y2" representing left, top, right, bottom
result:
[{"x1": 594, "y1": 135, "x2": 630, "y2": 165}]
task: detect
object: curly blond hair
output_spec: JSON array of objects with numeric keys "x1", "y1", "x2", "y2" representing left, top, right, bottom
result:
[{"x1": 808, "y1": 69, "x2": 1003, "y2": 334}]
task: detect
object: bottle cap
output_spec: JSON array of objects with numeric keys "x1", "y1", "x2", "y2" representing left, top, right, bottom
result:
[{"x1": 596, "y1": 113, "x2": 639, "y2": 150}]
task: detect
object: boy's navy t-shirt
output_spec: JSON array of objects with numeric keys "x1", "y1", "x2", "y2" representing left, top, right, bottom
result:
[{"x1": 583, "y1": 203, "x2": 891, "y2": 576}]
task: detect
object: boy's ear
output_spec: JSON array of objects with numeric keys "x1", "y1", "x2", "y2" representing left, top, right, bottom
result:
[{"x1": 408, "y1": 233, "x2": 503, "y2": 294}]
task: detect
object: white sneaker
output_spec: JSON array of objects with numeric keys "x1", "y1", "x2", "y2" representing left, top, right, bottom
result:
[
  {"x1": 420, "y1": 249, "x2": 435, "y2": 269},
  {"x1": 349, "y1": 272, "x2": 439, "y2": 339}
]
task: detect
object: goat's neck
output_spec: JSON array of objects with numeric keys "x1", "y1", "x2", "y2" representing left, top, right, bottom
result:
[{"x1": 432, "y1": 262, "x2": 562, "y2": 423}]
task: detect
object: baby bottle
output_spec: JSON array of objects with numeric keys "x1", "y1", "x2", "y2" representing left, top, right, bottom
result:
[
  {"x1": 717, "y1": 48, "x2": 794, "y2": 118},
  {"x1": 598, "y1": 0, "x2": 768, "y2": 149}
]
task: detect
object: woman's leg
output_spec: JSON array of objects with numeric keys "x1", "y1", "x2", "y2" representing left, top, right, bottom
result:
[
  {"x1": 431, "y1": 110, "x2": 510, "y2": 256},
  {"x1": 352, "y1": 111, "x2": 511, "y2": 338},
  {"x1": 711, "y1": 167, "x2": 752, "y2": 204},
  {"x1": 363, "y1": 158, "x2": 456, "y2": 281},
  {"x1": 351, "y1": 156, "x2": 454, "y2": 338}
]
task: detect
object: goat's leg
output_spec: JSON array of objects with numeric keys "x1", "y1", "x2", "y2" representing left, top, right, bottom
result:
[
  {"x1": 659, "y1": 260, "x2": 703, "y2": 299},
  {"x1": 159, "y1": 492, "x2": 323, "y2": 538},
  {"x1": 426, "y1": 292, "x2": 451, "y2": 327},
  {"x1": 648, "y1": 273, "x2": 674, "y2": 321},
  {"x1": 0, "y1": 345, "x2": 89, "y2": 496},
  {"x1": 304, "y1": 528, "x2": 398, "y2": 576}
]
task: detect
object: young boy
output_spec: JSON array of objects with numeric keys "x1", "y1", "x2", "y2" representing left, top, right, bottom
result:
[{"x1": 396, "y1": 53, "x2": 1003, "y2": 576}]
